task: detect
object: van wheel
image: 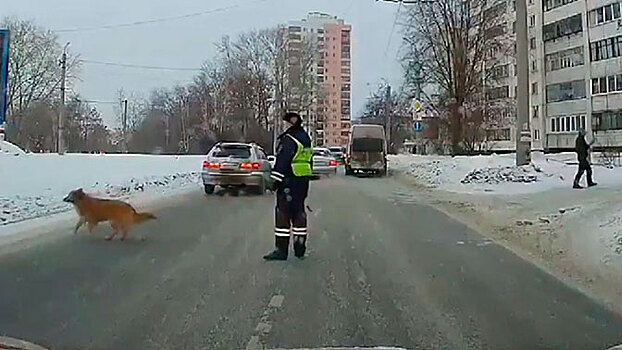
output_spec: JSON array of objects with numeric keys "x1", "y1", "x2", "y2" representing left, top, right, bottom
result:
[
  {"x1": 204, "y1": 185, "x2": 215, "y2": 195},
  {"x1": 229, "y1": 188, "x2": 240, "y2": 197}
]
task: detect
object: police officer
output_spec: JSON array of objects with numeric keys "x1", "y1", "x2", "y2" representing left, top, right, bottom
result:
[{"x1": 263, "y1": 112, "x2": 313, "y2": 260}]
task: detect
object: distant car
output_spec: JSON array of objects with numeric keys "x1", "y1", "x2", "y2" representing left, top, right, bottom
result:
[
  {"x1": 201, "y1": 142, "x2": 271, "y2": 195},
  {"x1": 312, "y1": 147, "x2": 339, "y2": 177},
  {"x1": 328, "y1": 146, "x2": 346, "y2": 164},
  {"x1": 346, "y1": 124, "x2": 387, "y2": 176}
]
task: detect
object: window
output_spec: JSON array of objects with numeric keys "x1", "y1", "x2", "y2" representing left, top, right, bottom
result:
[
  {"x1": 489, "y1": 64, "x2": 509, "y2": 79},
  {"x1": 590, "y1": 35, "x2": 622, "y2": 61},
  {"x1": 543, "y1": 0, "x2": 577, "y2": 12},
  {"x1": 549, "y1": 115, "x2": 586, "y2": 132},
  {"x1": 513, "y1": 21, "x2": 516, "y2": 33},
  {"x1": 532, "y1": 82, "x2": 538, "y2": 95},
  {"x1": 591, "y1": 74, "x2": 622, "y2": 94},
  {"x1": 486, "y1": 128, "x2": 511, "y2": 141},
  {"x1": 546, "y1": 80, "x2": 586, "y2": 102},
  {"x1": 532, "y1": 105, "x2": 539, "y2": 118},
  {"x1": 533, "y1": 129, "x2": 540, "y2": 140},
  {"x1": 530, "y1": 37, "x2": 536, "y2": 49},
  {"x1": 486, "y1": 24, "x2": 507, "y2": 39},
  {"x1": 531, "y1": 60, "x2": 537, "y2": 72},
  {"x1": 529, "y1": 15, "x2": 536, "y2": 27},
  {"x1": 484, "y1": 2, "x2": 506, "y2": 20},
  {"x1": 545, "y1": 46, "x2": 584, "y2": 71},
  {"x1": 318, "y1": 28, "x2": 324, "y2": 34},
  {"x1": 486, "y1": 86, "x2": 510, "y2": 100},
  {"x1": 542, "y1": 14, "x2": 582, "y2": 42},
  {"x1": 592, "y1": 110, "x2": 622, "y2": 130},
  {"x1": 288, "y1": 26, "x2": 301, "y2": 33}
]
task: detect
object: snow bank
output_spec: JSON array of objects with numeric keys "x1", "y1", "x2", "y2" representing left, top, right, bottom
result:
[
  {"x1": 0, "y1": 153, "x2": 204, "y2": 226},
  {"x1": 0, "y1": 141, "x2": 25, "y2": 156},
  {"x1": 389, "y1": 152, "x2": 622, "y2": 195}
]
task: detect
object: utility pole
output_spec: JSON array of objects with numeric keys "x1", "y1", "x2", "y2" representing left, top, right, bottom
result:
[
  {"x1": 385, "y1": 84, "x2": 392, "y2": 154},
  {"x1": 515, "y1": 0, "x2": 530, "y2": 165},
  {"x1": 58, "y1": 42, "x2": 69, "y2": 154},
  {"x1": 122, "y1": 99, "x2": 128, "y2": 153}
]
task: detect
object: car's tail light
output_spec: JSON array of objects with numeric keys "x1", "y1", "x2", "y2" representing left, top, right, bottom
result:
[
  {"x1": 203, "y1": 161, "x2": 221, "y2": 169},
  {"x1": 240, "y1": 162, "x2": 261, "y2": 169},
  {"x1": 330, "y1": 160, "x2": 339, "y2": 167}
]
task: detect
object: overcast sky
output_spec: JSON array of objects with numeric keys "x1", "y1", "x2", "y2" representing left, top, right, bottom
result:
[{"x1": 4, "y1": 0, "x2": 404, "y2": 127}]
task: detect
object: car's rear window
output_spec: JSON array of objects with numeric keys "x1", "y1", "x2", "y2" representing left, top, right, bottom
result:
[
  {"x1": 314, "y1": 149, "x2": 330, "y2": 156},
  {"x1": 352, "y1": 138, "x2": 384, "y2": 152},
  {"x1": 211, "y1": 145, "x2": 251, "y2": 158}
]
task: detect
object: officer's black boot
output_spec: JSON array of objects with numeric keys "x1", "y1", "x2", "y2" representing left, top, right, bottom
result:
[
  {"x1": 263, "y1": 236, "x2": 289, "y2": 260},
  {"x1": 293, "y1": 235, "x2": 307, "y2": 258}
]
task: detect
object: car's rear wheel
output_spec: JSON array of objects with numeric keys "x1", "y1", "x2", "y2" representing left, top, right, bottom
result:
[
  {"x1": 251, "y1": 179, "x2": 266, "y2": 195},
  {"x1": 204, "y1": 184, "x2": 215, "y2": 195}
]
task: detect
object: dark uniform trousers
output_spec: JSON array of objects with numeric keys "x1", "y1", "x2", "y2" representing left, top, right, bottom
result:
[{"x1": 274, "y1": 177, "x2": 309, "y2": 239}]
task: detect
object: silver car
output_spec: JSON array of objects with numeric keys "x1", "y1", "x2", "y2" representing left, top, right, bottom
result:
[
  {"x1": 201, "y1": 142, "x2": 271, "y2": 195},
  {"x1": 312, "y1": 147, "x2": 338, "y2": 176}
]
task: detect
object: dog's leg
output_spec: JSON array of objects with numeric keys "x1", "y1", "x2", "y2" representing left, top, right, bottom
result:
[
  {"x1": 105, "y1": 222, "x2": 119, "y2": 241},
  {"x1": 73, "y1": 217, "x2": 85, "y2": 234},
  {"x1": 120, "y1": 227, "x2": 129, "y2": 241},
  {"x1": 87, "y1": 222, "x2": 97, "y2": 234}
]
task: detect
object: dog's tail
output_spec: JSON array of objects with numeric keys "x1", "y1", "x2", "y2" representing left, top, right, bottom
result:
[{"x1": 133, "y1": 212, "x2": 157, "y2": 223}]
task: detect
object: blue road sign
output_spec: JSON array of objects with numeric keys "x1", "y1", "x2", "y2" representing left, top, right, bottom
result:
[
  {"x1": 414, "y1": 121, "x2": 424, "y2": 132},
  {"x1": 0, "y1": 29, "x2": 9, "y2": 127}
]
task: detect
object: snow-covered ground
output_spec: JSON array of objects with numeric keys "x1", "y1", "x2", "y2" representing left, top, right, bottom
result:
[
  {"x1": 389, "y1": 152, "x2": 622, "y2": 308},
  {"x1": 389, "y1": 152, "x2": 622, "y2": 194},
  {"x1": 0, "y1": 147, "x2": 204, "y2": 227}
]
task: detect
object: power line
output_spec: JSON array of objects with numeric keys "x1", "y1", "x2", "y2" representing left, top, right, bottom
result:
[
  {"x1": 384, "y1": 0, "x2": 403, "y2": 59},
  {"x1": 80, "y1": 59, "x2": 202, "y2": 72},
  {"x1": 53, "y1": 0, "x2": 269, "y2": 33}
]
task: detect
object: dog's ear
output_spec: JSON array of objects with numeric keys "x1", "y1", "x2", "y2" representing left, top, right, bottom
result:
[{"x1": 75, "y1": 188, "x2": 85, "y2": 198}]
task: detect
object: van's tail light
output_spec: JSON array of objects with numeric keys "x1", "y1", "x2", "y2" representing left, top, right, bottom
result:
[
  {"x1": 240, "y1": 162, "x2": 261, "y2": 169},
  {"x1": 203, "y1": 161, "x2": 221, "y2": 169}
]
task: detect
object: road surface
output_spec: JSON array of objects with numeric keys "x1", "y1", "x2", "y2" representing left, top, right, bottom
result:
[{"x1": 0, "y1": 175, "x2": 621, "y2": 350}]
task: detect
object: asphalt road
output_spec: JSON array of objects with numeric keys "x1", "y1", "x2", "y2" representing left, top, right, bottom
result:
[{"x1": 1, "y1": 175, "x2": 621, "y2": 350}]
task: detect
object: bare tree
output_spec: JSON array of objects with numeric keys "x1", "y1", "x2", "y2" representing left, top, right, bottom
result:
[
  {"x1": 400, "y1": 0, "x2": 511, "y2": 154},
  {"x1": 1, "y1": 18, "x2": 80, "y2": 142}
]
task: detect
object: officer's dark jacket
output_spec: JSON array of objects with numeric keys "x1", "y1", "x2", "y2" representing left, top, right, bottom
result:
[
  {"x1": 271, "y1": 125, "x2": 312, "y2": 182},
  {"x1": 576, "y1": 135, "x2": 588, "y2": 161}
]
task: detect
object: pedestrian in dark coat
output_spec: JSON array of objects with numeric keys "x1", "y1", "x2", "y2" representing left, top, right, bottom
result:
[{"x1": 573, "y1": 128, "x2": 597, "y2": 189}]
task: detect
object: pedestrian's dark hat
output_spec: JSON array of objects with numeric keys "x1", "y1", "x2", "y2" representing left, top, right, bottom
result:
[{"x1": 283, "y1": 112, "x2": 302, "y2": 126}]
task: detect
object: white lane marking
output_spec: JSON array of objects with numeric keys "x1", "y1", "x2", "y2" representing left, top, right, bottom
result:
[
  {"x1": 246, "y1": 294, "x2": 285, "y2": 350},
  {"x1": 255, "y1": 322, "x2": 272, "y2": 334},
  {"x1": 245, "y1": 336, "x2": 263, "y2": 350},
  {"x1": 268, "y1": 294, "x2": 285, "y2": 308}
]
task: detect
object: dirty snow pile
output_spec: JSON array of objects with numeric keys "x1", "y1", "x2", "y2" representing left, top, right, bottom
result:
[
  {"x1": 0, "y1": 152, "x2": 203, "y2": 226},
  {"x1": 460, "y1": 164, "x2": 540, "y2": 184}
]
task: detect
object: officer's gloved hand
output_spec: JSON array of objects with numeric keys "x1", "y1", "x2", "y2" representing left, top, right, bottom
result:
[{"x1": 268, "y1": 179, "x2": 280, "y2": 193}]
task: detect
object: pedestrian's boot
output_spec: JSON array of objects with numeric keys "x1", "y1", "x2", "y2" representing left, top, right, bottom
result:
[
  {"x1": 263, "y1": 236, "x2": 289, "y2": 261},
  {"x1": 588, "y1": 182, "x2": 598, "y2": 187},
  {"x1": 293, "y1": 235, "x2": 307, "y2": 258},
  {"x1": 573, "y1": 182, "x2": 583, "y2": 189}
]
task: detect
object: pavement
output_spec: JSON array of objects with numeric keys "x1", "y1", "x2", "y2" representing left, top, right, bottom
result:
[{"x1": 0, "y1": 175, "x2": 621, "y2": 350}]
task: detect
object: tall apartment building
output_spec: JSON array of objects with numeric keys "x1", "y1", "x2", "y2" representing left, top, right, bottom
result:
[
  {"x1": 530, "y1": 0, "x2": 622, "y2": 151},
  {"x1": 286, "y1": 12, "x2": 352, "y2": 147}
]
